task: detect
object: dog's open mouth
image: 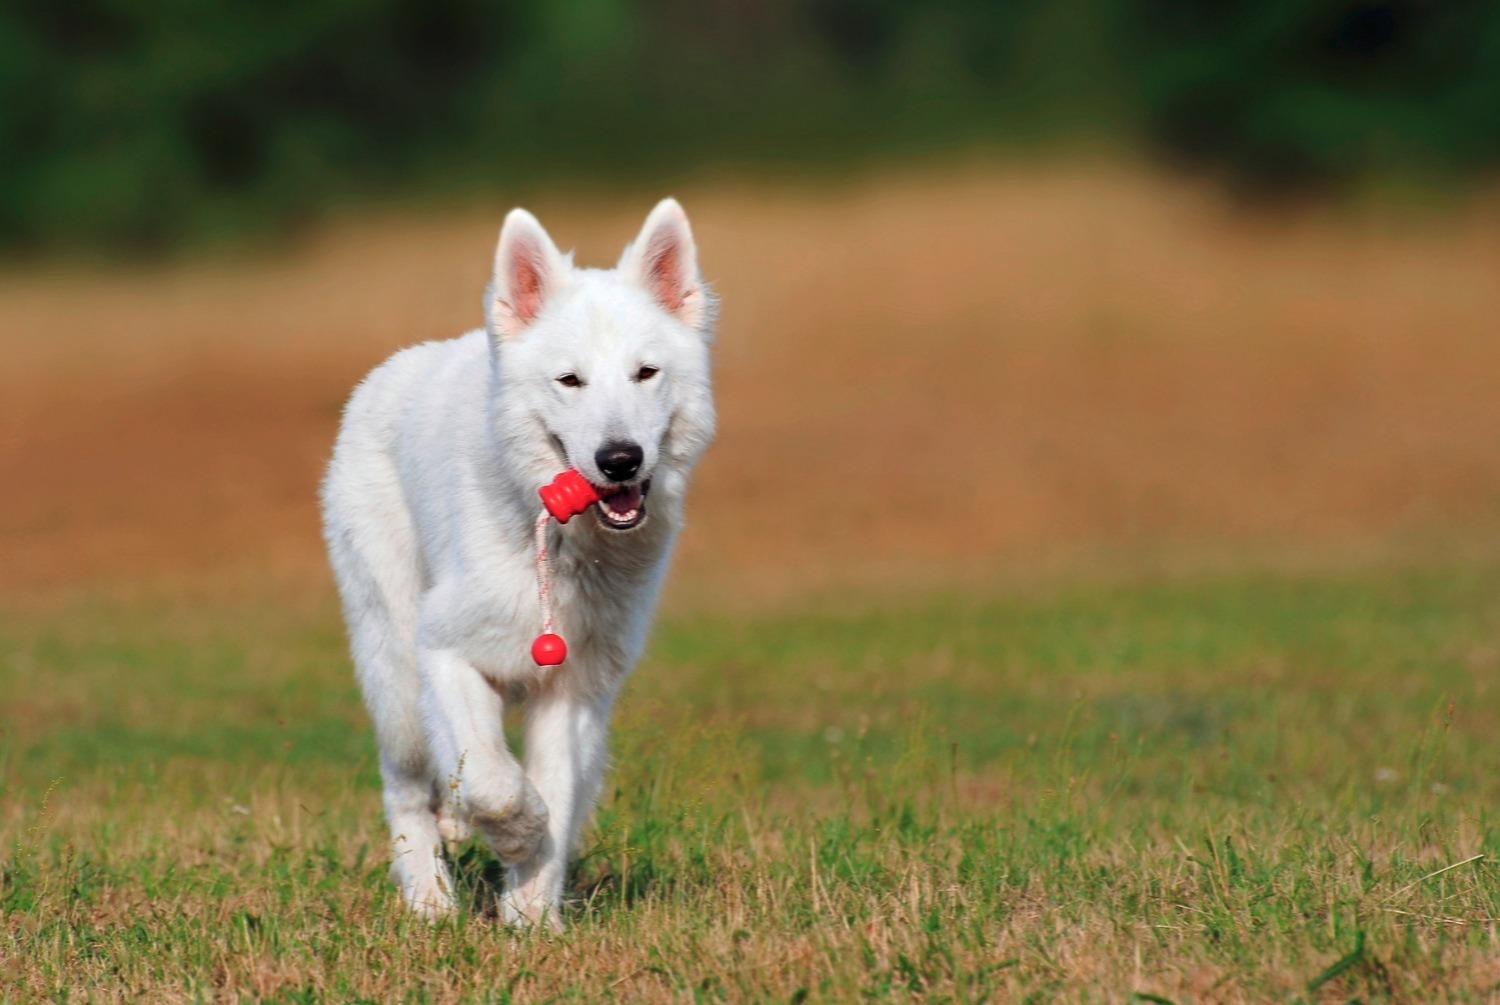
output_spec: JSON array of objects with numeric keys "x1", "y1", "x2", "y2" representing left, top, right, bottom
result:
[{"x1": 594, "y1": 480, "x2": 650, "y2": 530}]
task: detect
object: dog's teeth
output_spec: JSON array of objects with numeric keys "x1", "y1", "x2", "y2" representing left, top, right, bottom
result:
[{"x1": 598, "y1": 502, "x2": 641, "y2": 526}]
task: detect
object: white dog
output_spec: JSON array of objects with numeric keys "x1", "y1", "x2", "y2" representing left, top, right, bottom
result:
[{"x1": 321, "y1": 199, "x2": 716, "y2": 927}]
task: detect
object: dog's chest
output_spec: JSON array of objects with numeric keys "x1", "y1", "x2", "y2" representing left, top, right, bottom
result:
[{"x1": 452, "y1": 532, "x2": 666, "y2": 689}]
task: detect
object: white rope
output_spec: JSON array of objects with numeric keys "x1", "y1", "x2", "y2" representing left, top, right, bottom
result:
[{"x1": 533, "y1": 508, "x2": 554, "y2": 634}]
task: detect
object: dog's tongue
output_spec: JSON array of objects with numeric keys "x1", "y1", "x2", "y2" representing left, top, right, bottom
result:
[{"x1": 602, "y1": 485, "x2": 644, "y2": 514}]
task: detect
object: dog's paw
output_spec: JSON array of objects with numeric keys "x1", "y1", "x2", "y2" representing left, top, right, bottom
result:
[
  {"x1": 501, "y1": 889, "x2": 565, "y2": 932},
  {"x1": 470, "y1": 780, "x2": 549, "y2": 864},
  {"x1": 406, "y1": 886, "x2": 457, "y2": 921},
  {"x1": 394, "y1": 861, "x2": 457, "y2": 920},
  {"x1": 436, "y1": 802, "x2": 473, "y2": 847}
]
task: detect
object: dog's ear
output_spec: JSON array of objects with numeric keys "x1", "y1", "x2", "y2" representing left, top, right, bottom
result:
[
  {"x1": 622, "y1": 198, "x2": 714, "y2": 335},
  {"x1": 487, "y1": 209, "x2": 568, "y2": 339}
]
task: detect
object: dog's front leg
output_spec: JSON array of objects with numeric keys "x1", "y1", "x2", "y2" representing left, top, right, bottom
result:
[
  {"x1": 419, "y1": 647, "x2": 549, "y2": 869},
  {"x1": 502, "y1": 679, "x2": 617, "y2": 930}
]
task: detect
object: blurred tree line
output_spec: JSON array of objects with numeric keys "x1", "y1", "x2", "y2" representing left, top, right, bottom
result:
[{"x1": 2, "y1": 0, "x2": 1498, "y2": 254}]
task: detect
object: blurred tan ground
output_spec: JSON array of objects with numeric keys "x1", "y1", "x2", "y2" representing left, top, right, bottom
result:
[{"x1": 2, "y1": 159, "x2": 1499, "y2": 607}]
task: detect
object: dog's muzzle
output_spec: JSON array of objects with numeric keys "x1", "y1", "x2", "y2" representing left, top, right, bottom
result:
[{"x1": 594, "y1": 480, "x2": 650, "y2": 530}]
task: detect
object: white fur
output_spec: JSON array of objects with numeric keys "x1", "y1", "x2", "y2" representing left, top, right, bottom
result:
[{"x1": 321, "y1": 199, "x2": 715, "y2": 927}]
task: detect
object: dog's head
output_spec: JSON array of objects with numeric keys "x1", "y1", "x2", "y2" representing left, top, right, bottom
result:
[{"x1": 485, "y1": 199, "x2": 717, "y2": 532}]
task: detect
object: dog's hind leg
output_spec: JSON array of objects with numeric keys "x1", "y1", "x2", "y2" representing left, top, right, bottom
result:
[
  {"x1": 347, "y1": 598, "x2": 456, "y2": 917},
  {"x1": 340, "y1": 587, "x2": 455, "y2": 916},
  {"x1": 435, "y1": 796, "x2": 472, "y2": 850},
  {"x1": 382, "y1": 758, "x2": 455, "y2": 918},
  {"x1": 324, "y1": 476, "x2": 454, "y2": 916}
]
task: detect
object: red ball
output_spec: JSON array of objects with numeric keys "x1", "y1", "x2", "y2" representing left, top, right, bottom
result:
[{"x1": 531, "y1": 633, "x2": 568, "y2": 666}]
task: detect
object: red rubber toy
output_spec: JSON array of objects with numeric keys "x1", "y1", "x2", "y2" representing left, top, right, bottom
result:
[
  {"x1": 531, "y1": 632, "x2": 567, "y2": 667},
  {"x1": 532, "y1": 470, "x2": 599, "y2": 667},
  {"x1": 538, "y1": 469, "x2": 602, "y2": 523}
]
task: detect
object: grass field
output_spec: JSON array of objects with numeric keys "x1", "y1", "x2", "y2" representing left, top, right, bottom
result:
[
  {"x1": 4, "y1": 561, "x2": 1498, "y2": 1001},
  {"x1": 4, "y1": 161, "x2": 1500, "y2": 1001}
]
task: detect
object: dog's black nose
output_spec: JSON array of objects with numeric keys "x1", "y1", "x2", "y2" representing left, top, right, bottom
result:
[{"x1": 595, "y1": 441, "x2": 643, "y2": 482}]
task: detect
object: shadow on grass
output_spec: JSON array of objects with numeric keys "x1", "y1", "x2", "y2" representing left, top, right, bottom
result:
[
  {"x1": 447, "y1": 842, "x2": 509, "y2": 918},
  {"x1": 442, "y1": 837, "x2": 663, "y2": 924}
]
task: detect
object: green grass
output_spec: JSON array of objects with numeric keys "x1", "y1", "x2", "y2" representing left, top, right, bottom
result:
[{"x1": 3, "y1": 563, "x2": 1499, "y2": 1001}]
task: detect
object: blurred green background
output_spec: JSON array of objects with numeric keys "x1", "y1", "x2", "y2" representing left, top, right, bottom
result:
[{"x1": 5, "y1": 0, "x2": 1500, "y2": 255}]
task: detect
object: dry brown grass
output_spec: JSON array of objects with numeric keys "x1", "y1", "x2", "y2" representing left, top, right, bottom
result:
[{"x1": 2, "y1": 158, "x2": 1498, "y2": 603}]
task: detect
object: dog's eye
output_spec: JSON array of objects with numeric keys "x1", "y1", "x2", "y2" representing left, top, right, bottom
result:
[
  {"x1": 556, "y1": 373, "x2": 583, "y2": 388},
  {"x1": 636, "y1": 365, "x2": 660, "y2": 382}
]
